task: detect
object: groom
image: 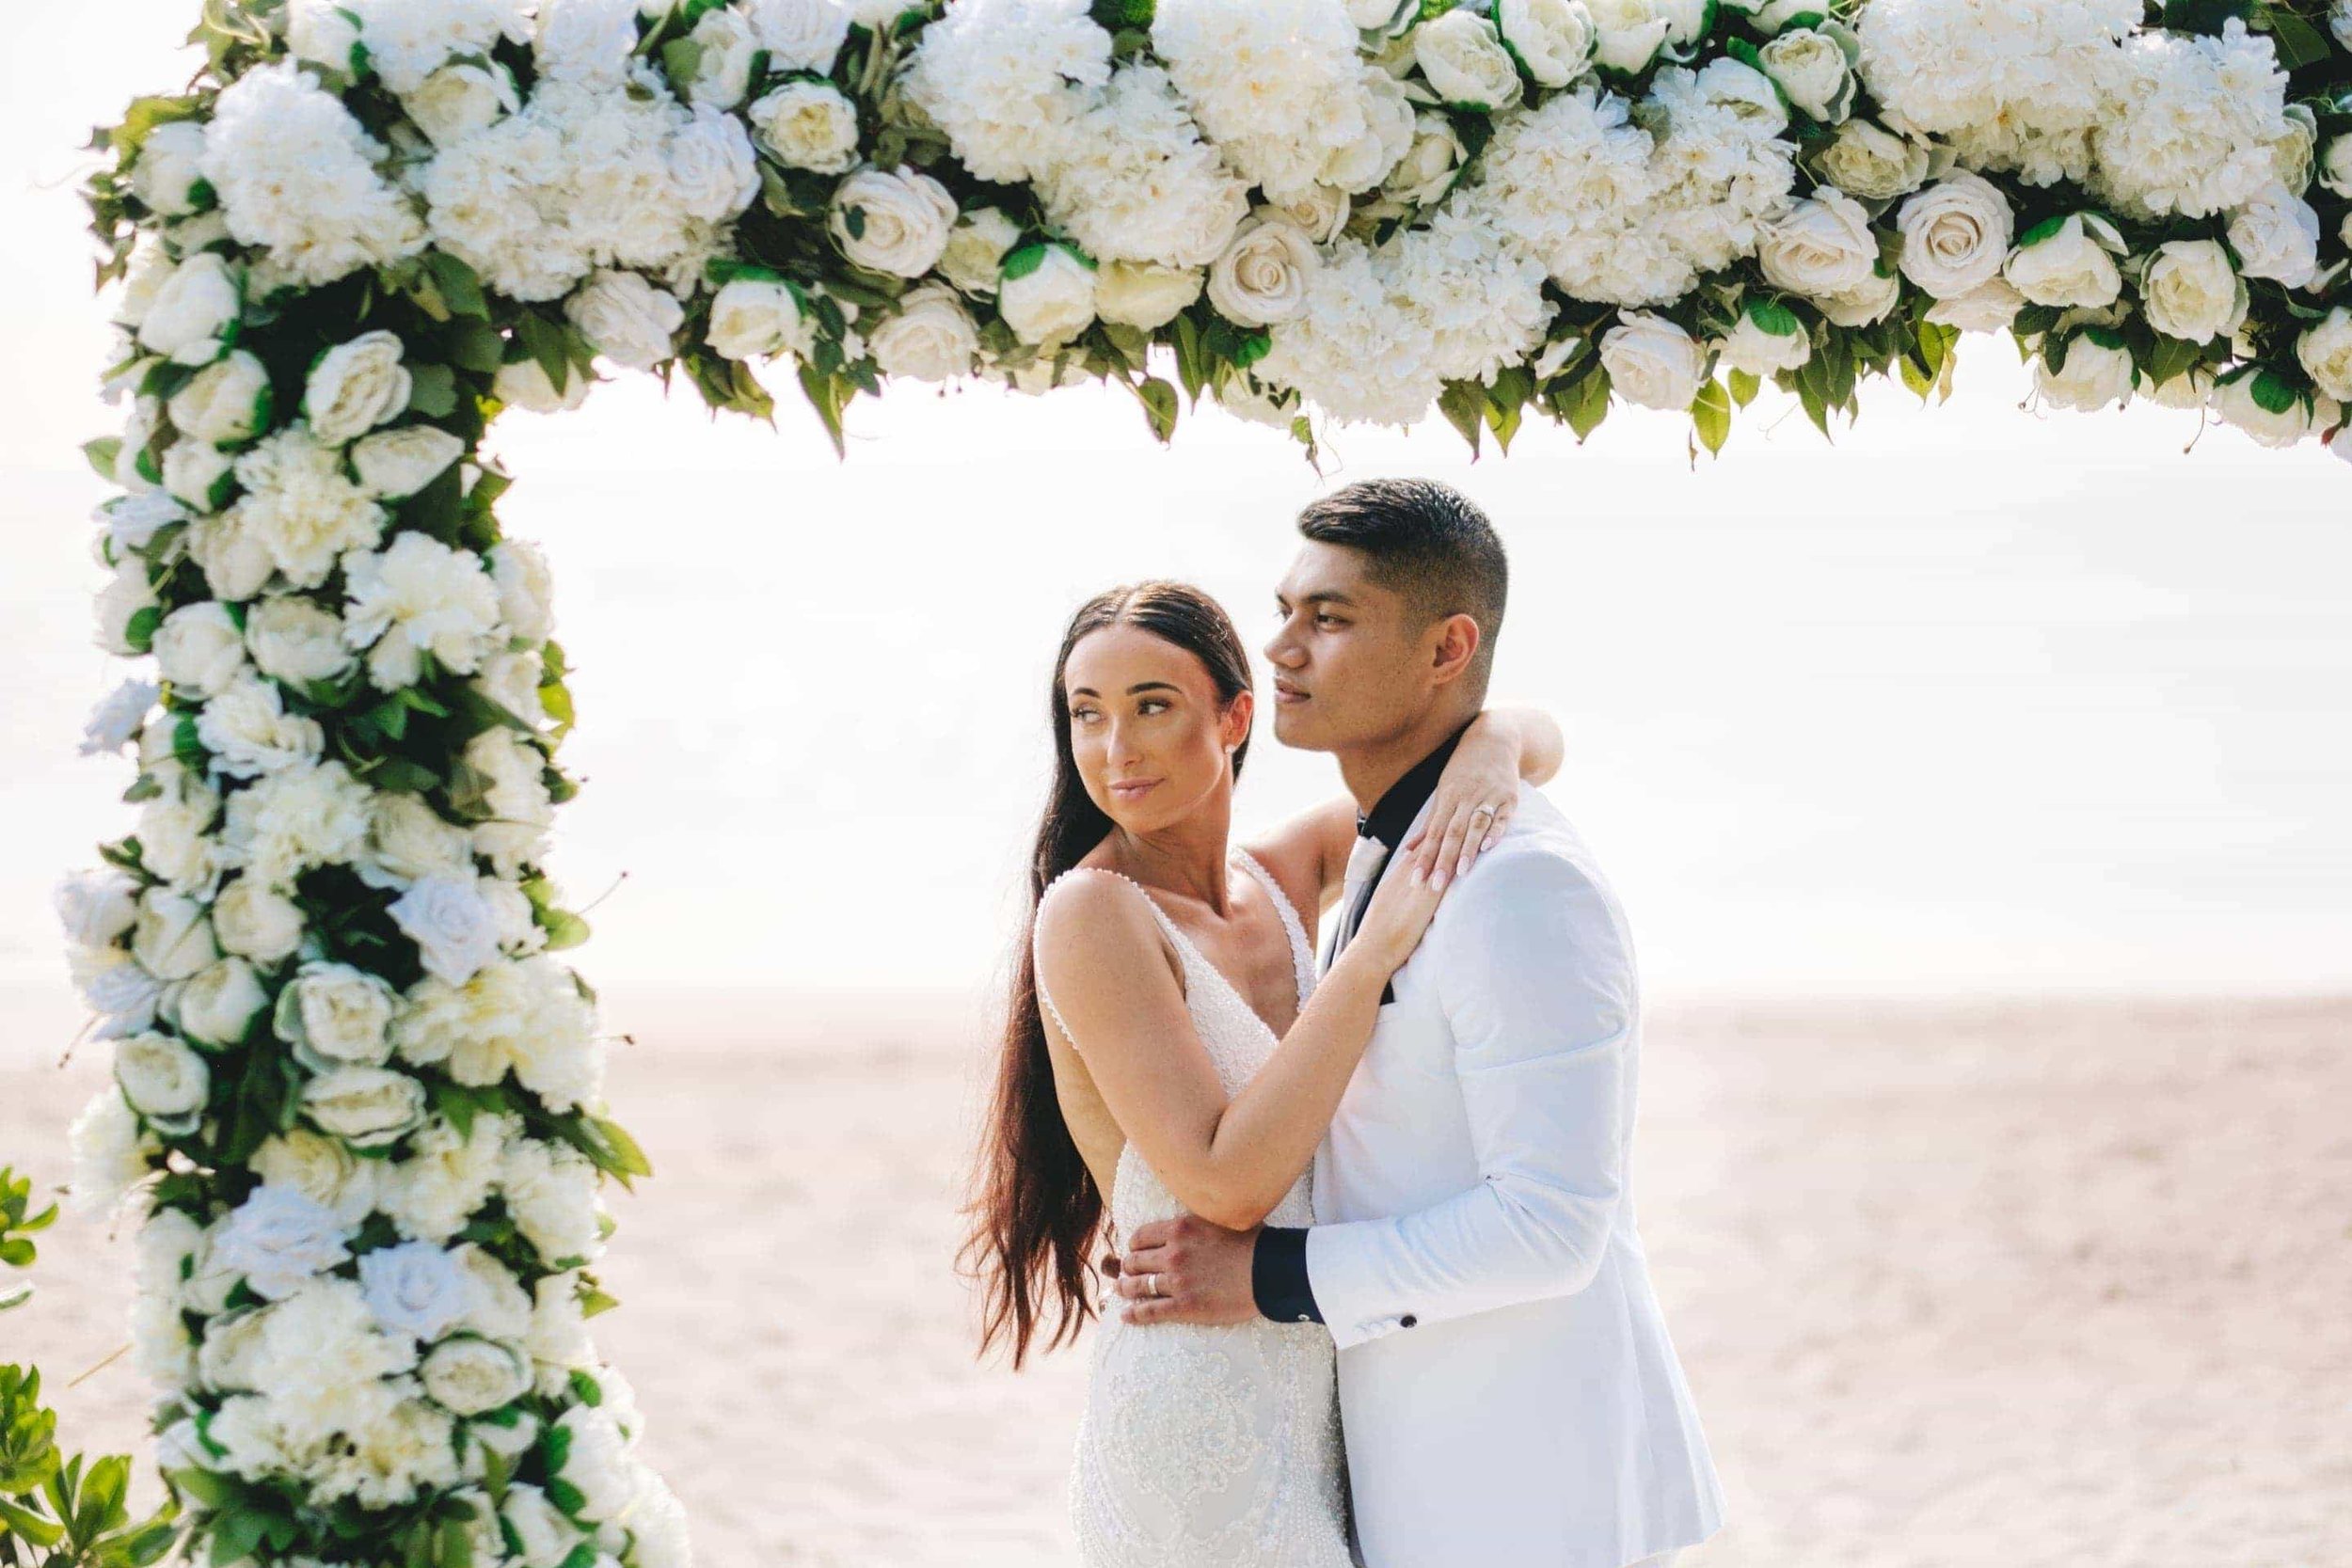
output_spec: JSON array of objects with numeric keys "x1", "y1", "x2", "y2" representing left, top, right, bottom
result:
[{"x1": 1111, "y1": 480, "x2": 1725, "y2": 1568}]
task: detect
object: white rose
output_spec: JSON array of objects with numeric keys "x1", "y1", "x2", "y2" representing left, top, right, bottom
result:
[
  {"x1": 2141, "y1": 239, "x2": 2247, "y2": 343},
  {"x1": 1599, "y1": 311, "x2": 1705, "y2": 411},
  {"x1": 684, "y1": 6, "x2": 759, "y2": 108},
  {"x1": 553, "y1": 1407, "x2": 641, "y2": 1522},
  {"x1": 828, "y1": 166, "x2": 957, "y2": 278},
  {"x1": 1094, "y1": 262, "x2": 1204, "y2": 330},
  {"x1": 56, "y1": 870, "x2": 141, "y2": 949},
  {"x1": 1383, "y1": 112, "x2": 1467, "y2": 209},
  {"x1": 492, "y1": 358, "x2": 592, "y2": 415},
  {"x1": 501, "y1": 1484, "x2": 584, "y2": 1568},
  {"x1": 1756, "y1": 190, "x2": 1878, "y2": 298},
  {"x1": 359, "y1": 1240, "x2": 480, "y2": 1342},
  {"x1": 138, "y1": 254, "x2": 242, "y2": 367},
  {"x1": 489, "y1": 541, "x2": 556, "y2": 643},
  {"x1": 421, "y1": 1338, "x2": 533, "y2": 1416},
  {"x1": 937, "y1": 207, "x2": 1024, "y2": 296},
  {"x1": 137, "y1": 781, "x2": 225, "y2": 896},
  {"x1": 1324, "y1": 68, "x2": 1416, "y2": 193},
  {"x1": 1415, "y1": 10, "x2": 1523, "y2": 112},
  {"x1": 1758, "y1": 26, "x2": 1856, "y2": 123},
  {"x1": 213, "y1": 878, "x2": 306, "y2": 963},
  {"x1": 188, "y1": 511, "x2": 273, "y2": 603},
  {"x1": 2321, "y1": 136, "x2": 2352, "y2": 199},
  {"x1": 168, "y1": 351, "x2": 273, "y2": 445},
  {"x1": 352, "y1": 427, "x2": 466, "y2": 499},
  {"x1": 2296, "y1": 306, "x2": 2352, "y2": 401},
  {"x1": 245, "y1": 595, "x2": 354, "y2": 688},
  {"x1": 275, "y1": 961, "x2": 401, "y2": 1071},
  {"x1": 747, "y1": 0, "x2": 851, "y2": 72},
  {"x1": 195, "y1": 669, "x2": 330, "y2": 778},
  {"x1": 405, "y1": 62, "x2": 519, "y2": 147},
  {"x1": 2270, "y1": 104, "x2": 2317, "y2": 197},
  {"x1": 474, "y1": 649, "x2": 546, "y2": 724},
  {"x1": 211, "y1": 1184, "x2": 353, "y2": 1299},
  {"x1": 133, "y1": 120, "x2": 212, "y2": 218},
  {"x1": 1716, "y1": 304, "x2": 1812, "y2": 378},
  {"x1": 564, "y1": 272, "x2": 685, "y2": 371},
  {"x1": 869, "y1": 286, "x2": 979, "y2": 381},
  {"x1": 253, "y1": 1128, "x2": 378, "y2": 1227},
  {"x1": 2227, "y1": 191, "x2": 2321, "y2": 289},
  {"x1": 749, "y1": 82, "x2": 862, "y2": 175},
  {"x1": 155, "y1": 602, "x2": 248, "y2": 697},
  {"x1": 287, "y1": 0, "x2": 364, "y2": 72},
  {"x1": 303, "y1": 1065, "x2": 429, "y2": 1148},
  {"x1": 305, "y1": 332, "x2": 414, "y2": 446},
  {"x1": 501, "y1": 1140, "x2": 605, "y2": 1265},
  {"x1": 1897, "y1": 173, "x2": 2013, "y2": 300},
  {"x1": 1496, "y1": 0, "x2": 1597, "y2": 88},
  {"x1": 1588, "y1": 0, "x2": 1668, "y2": 74},
  {"x1": 1813, "y1": 119, "x2": 1931, "y2": 202},
  {"x1": 1208, "y1": 216, "x2": 1319, "y2": 329},
  {"x1": 1352, "y1": 0, "x2": 1410, "y2": 25},
  {"x1": 80, "y1": 678, "x2": 159, "y2": 758},
  {"x1": 162, "y1": 440, "x2": 237, "y2": 513},
  {"x1": 1271, "y1": 186, "x2": 1351, "y2": 246},
  {"x1": 2212, "y1": 370, "x2": 2328, "y2": 449},
  {"x1": 706, "y1": 278, "x2": 809, "y2": 362},
  {"x1": 997, "y1": 244, "x2": 1099, "y2": 345},
  {"x1": 2001, "y1": 214, "x2": 2124, "y2": 309},
  {"x1": 95, "y1": 563, "x2": 160, "y2": 656},
  {"x1": 391, "y1": 874, "x2": 505, "y2": 985},
  {"x1": 1923, "y1": 277, "x2": 2026, "y2": 335},
  {"x1": 117, "y1": 399, "x2": 164, "y2": 493},
  {"x1": 115, "y1": 1032, "x2": 211, "y2": 1128},
  {"x1": 171, "y1": 957, "x2": 269, "y2": 1048},
  {"x1": 354, "y1": 792, "x2": 477, "y2": 890},
  {"x1": 133, "y1": 888, "x2": 219, "y2": 981}
]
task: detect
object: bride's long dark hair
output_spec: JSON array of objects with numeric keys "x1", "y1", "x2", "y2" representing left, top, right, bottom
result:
[{"x1": 962, "y1": 581, "x2": 1257, "y2": 1368}]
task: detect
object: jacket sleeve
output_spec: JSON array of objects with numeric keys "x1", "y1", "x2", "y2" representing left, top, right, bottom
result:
[{"x1": 1301, "y1": 847, "x2": 1635, "y2": 1351}]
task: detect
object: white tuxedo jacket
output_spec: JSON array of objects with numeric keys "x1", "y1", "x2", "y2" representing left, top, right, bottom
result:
[{"x1": 1306, "y1": 784, "x2": 1724, "y2": 1568}]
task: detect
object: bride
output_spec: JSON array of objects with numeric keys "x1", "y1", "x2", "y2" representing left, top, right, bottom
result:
[{"x1": 962, "y1": 580, "x2": 1562, "y2": 1565}]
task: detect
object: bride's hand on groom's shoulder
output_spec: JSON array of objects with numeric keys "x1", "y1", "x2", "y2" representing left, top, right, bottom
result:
[
  {"x1": 1406, "y1": 731, "x2": 1523, "y2": 893},
  {"x1": 1104, "y1": 1215, "x2": 1262, "y2": 1328}
]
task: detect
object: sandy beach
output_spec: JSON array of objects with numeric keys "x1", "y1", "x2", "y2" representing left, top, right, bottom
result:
[{"x1": 5, "y1": 987, "x2": 2347, "y2": 1568}]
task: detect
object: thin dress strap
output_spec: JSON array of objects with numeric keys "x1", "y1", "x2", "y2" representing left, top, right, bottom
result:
[
  {"x1": 1032, "y1": 866, "x2": 1190, "y2": 1052},
  {"x1": 1231, "y1": 848, "x2": 1316, "y2": 1017}
]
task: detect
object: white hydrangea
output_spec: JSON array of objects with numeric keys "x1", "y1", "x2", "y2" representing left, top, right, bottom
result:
[
  {"x1": 199, "y1": 63, "x2": 427, "y2": 287},
  {"x1": 227, "y1": 427, "x2": 388, "y2": 591},
  {"x1": 501, "y1": 1138, "x2": 606, "y2": 1265},
  {"x1": 2090, "y1": 21, "x2": 2293, "y2": 219},
  {"x1": 394, "y1": 957, "x2": 603, "y2": 1112},
  {"x1": 905, "y1": 0, "x2": 1113, "y2": 182},
  {"x1": 218, "y1": 758, "x2": 373, "y2": 888},
  {"x1": 342, "y1": 533, "x2": 503, "y2": 690},
  {"x1": 345, "y1": 0, "x2": 534, "y2": 95},
  {"x1": 1857, "y1": 0, "x2": 2137, "y2": 187},
  {"x1": 379, "y1": 1113, "x2": 512, "y2": 1243},
  {"x1": 310, "y1": 1390, "x2": 461, "y2": 1508},
  {"x1": 1152, "y1": 0, "x2": 1375, "y2": 204},
  {"x1": 1035, "y1": 65, "x2": 1250, "y2": 271},
  {"x1": 243, "y1": 1277, "x2": 419, "y2": 1449}
]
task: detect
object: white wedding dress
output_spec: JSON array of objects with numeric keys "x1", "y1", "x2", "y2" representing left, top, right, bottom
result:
[{"x1": 1036, "y1": 848, "x2": 1356, "y2": 1568}]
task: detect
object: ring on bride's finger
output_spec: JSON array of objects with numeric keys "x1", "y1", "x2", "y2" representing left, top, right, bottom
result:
[
  {"x1": 1147, "y1": 1273, "x2": 1162, "y2": 1298},
  {"x1": 1470, "y1": 804, "x2": 1496, "y2": 819}
]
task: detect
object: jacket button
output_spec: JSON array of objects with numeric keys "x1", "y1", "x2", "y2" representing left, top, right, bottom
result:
[{"x1": 1399, "y1": 1314, "x2": 1418, "y2": 1328}]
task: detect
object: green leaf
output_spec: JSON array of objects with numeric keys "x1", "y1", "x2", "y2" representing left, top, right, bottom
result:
[
  {"x1": 446, "y1": 320, "x2": 505, "y2": 376},
  {"x1": 407, "y1": 364, "x2": 460, "y2": 419},
  {"x1": 83, "y1": 436, "x2": 124, "y2": 480},
  {"x1": 516, "y1": 314, "x2": 575, "y2": 396},
  {"x1": 1727, "y1": 368, "x2": 1761, "y2": 407},
  {"x1": 0, "y1": 1496, "x2": 64, "y2": 1547},
  {"x1": 2259, "y1": 5, "x2": 2332, "y2": 70},
  {"x1": 999, "y1": 243, "x2": 1049, "y2": 282},
  {"x1": 1437, "y1": 381, "x2": 1485, "y2": 457},
  {"x1": 1565, "y1": 370, "x2": 1611, "y2": 440},
  {"x1": 1690, "y1": 378, "x2": 1732, "y2": 455}
]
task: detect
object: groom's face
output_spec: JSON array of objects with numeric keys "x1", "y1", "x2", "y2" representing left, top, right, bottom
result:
[{"x1": 1263, "y1": 542, "x2": 1435, "y2": 753}]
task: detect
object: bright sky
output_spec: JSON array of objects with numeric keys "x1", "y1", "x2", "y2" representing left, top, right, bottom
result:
[{"x1": 4, "y1": 4, "x2": 2348, "y2": 1019}]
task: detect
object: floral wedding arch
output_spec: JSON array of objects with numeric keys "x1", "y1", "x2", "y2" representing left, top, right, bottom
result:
[{"x1": 51, "y1": 0, "x2": 2345, "y2": 1562}]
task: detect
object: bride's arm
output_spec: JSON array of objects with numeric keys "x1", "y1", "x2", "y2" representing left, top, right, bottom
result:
[
  {"x1": 1034, "y1": 868, "x2": 1437, "y2": 1232},
  {"x1": 1246, "y1": 703, "x2": 1568, "y2": 913}
]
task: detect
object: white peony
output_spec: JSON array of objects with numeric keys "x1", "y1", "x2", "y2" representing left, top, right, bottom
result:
[
  {"x1": 998, "y1": 244, "x2": 1100, "y2": 345},
  {"x1": 2227, "y1": 189, "x2": 2321, "y2": 289},
  {"x1": 197, "y1": 673, "x2": 326, "y2": 780},
  {"x1": 136, "y1": 780, "x2": 226, "y2": 897},
  {"x1": 246, "y1": 596, "x2": 356, "y2": 688},
  {"x1": 218, "y1": 758, "x2": 373, "y2": 888},
  {"x1": 2092, "y1": 22, "x2": 2291, "y2": 220},
  {"x1": 532, "y1": 0, "x2": 644, "y2": 86},
  {"x1": 1383, "y1": 112, "x2": 1468, "y2": 209},
  {"x1": 1599, "y1": 311, "x2": 1706, "y2": 411},
  {"x1": 749, "y1": 82, "x2": 863, "y2": 174},
  {"x1": 1415, "y1": 10, "x2": 1524, "y2": 112},
  {"x1": 380, "y1": 1115, "x2": 511, "y2": 1243},
  {"x1": 137, "y1": 254, "x2": 242, "y2": 368},
  {"x1": 828, "y1": 166, "x2": 957, "y2": 278},
  {"x1": 1812, "y1": 119, "x2": 1931, "y2": 202},
  {"x1": 311, "y1": 1391, "x2": 460, "y2": 1508},
  {"x1": 200, "y1": 63, "x2": 427, "y2": 287},
  {"x1": 1896, "y1": 172, "x2": 2012, "y2": 300},
  {"x1": 475, "y1": 649, "x2": 546, "y2": 725},
  {"x1": 553, "y1": 1406, "x2": 644, "y2": 1522},
  {"x1": 303, "y1": 1065, "x2": 430, "y2": 1148},
  {"x1": 395, "y1": 958, "x2": 601, "y2": 1111},
  {"x1": 161, "y1": 440, "x2": 237, "y2": 514},
  {"x1": 747, "y1": 0, "x2": 852, "y2": 71},
  {"x1": 276, "y1": 961, "x2": 402, "y2": 1072},
  {"x1": 904, "y1": 0, "x2": 1112, "y2": 183},
  {"x1": 171, "y1": 958, "x2": 269, "y2": 1048},
  {"x1": 213, "y1": 878, "x2": 306, "y2": 964},
  {"x1": 341, "y1": 533, "x2": 503, "y2": 690},
  {"x1": 870, "y1": 287, "x2": 980, "y2": 382},
  {"x1": 489, "y1": 540, "x2": 557, "y2": 643},
  {"x1": 501, "y1": 1138, "x2": 606, "y2": 1265},
  {"x1": 1588, "y1": 0, "x2": 1668, "y2": 74},
  {"x1": 1152, "y1": 0, "x2": 1378, "y2": 204},
  {"x1": 352, "y1": 427, "x2": 468, "y2": 500},
  {"x1": 94, "y1": 562, "x2": 160, "y2": 657},
  {"x1": 502, "y1": 1483, "x2": 585, "y2": 1568},
  {"x1": 1036, "y1": 64, "x2": 1251, "y2": 271},
  {"x1": 132, "y1": 120, "x2": 212, "y2": 218},
  {"x1": 682, "y1": 6, "x2": 760, "y2": 108},
  {"x1": 2140, "y1": 239, "x2": 2248, "y2": 343},
  {"x1": 1759, "y1": 26, "x2": 1857, "y2": 123},
  {"x1": 228, "y1": 427, "x2": 389, "y2": 589},
  {"x1": 168, "y1": 352, "x2": 273, "y2": 446}
]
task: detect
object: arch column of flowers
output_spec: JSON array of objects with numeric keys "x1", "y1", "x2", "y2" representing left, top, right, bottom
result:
[{"x1": 54, "y1": 1, "x2": 2350, "y2": 1566}]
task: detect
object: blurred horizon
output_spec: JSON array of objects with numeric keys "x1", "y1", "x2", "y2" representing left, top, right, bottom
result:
[{"x1": 4, "y1": 4, "x2": 2350, "y2": 1061}]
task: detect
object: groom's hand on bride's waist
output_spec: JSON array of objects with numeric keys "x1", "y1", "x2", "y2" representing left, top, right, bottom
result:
[{"x1": 1108, "y1": 1215, "x2": 1263, "y2": 1327}]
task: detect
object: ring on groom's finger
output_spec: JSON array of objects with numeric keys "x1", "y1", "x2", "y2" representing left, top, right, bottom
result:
[{"x1": 1145, "y1": 1273, "x2": 1162, "y2": 1298}]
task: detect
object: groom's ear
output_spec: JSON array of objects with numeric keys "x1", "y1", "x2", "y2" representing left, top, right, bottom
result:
[{"x1": 1427, "y1": 612, "x2": 1482, "y2": 689}]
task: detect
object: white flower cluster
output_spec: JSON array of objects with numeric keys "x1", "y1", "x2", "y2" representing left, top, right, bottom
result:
[
  {"x1": 199, "y1": 63, "x2": 427, "y2": 287},
  {"x1": 2090, "y1": 21, "x2": 2293, "y2": 219},
  {"x1": 1464, "y1": 63, "x2": 1796, "y2": 308},
  {"x1": 904, "y1": 0, "x2": 1113, "y2": 183},
  {"x1": 1034, "y1": 65, "x2": 1251, "y2": 272}
]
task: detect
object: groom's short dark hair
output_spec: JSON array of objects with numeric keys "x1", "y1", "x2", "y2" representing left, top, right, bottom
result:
[{"x1": 1295, "y1": 479, "x2": 1508, "y2": 696}]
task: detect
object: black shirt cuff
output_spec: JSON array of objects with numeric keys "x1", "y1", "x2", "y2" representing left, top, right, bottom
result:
[{"x1": 1251, "y1": 1226, "x2": 1323, "y2": 1324}]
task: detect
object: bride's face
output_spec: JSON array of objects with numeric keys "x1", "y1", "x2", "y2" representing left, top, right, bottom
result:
[{"x1": 1062, "y1": 625, "x2": 1251, "y2": 834}]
